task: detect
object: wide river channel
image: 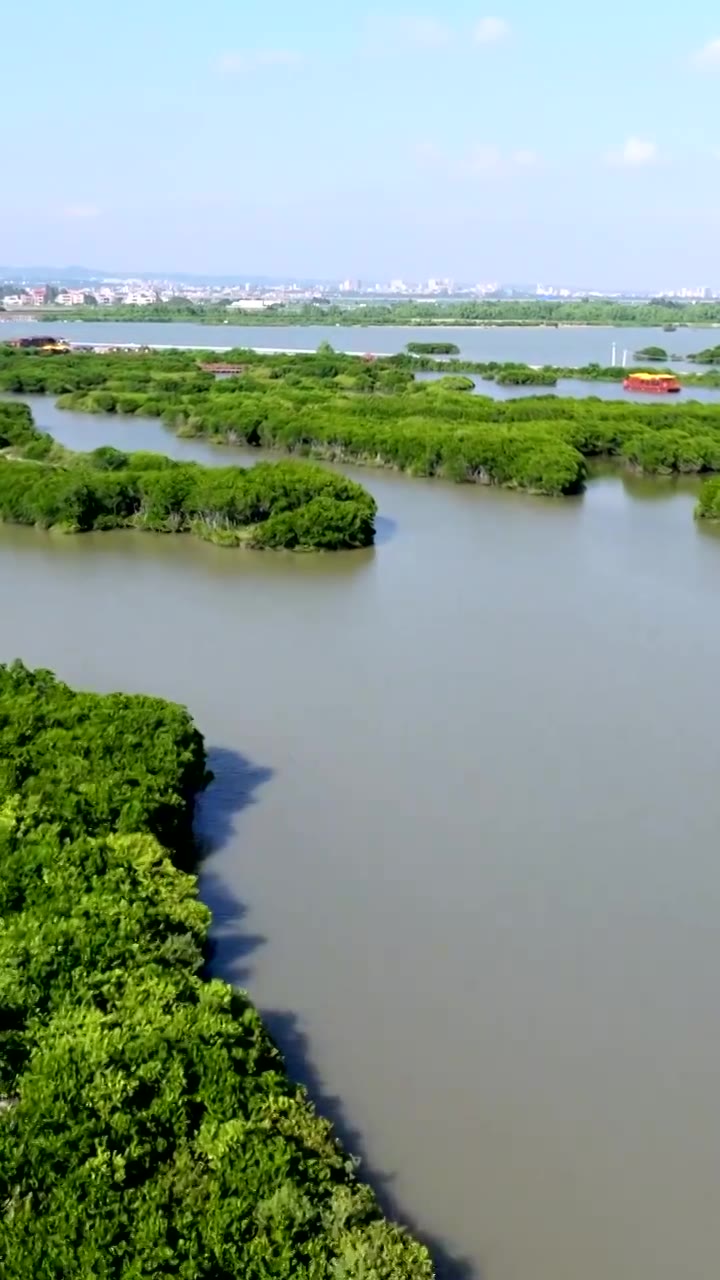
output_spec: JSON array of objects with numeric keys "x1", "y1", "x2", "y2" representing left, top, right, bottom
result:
[
  {"x1": 1, "y1": 315, "x2": 720, "y2": 372},
  {"x1": 3, "y1": 395, "x2": 720, "y2": 1280}
]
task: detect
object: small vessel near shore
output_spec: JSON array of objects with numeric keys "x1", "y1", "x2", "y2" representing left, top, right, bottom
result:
[
  {"x1": 5, "y1": 335, "x2": 70, "y2": 354},
  {"x1": 623, "y1": 372, "x2": 681, "y2": 394}
]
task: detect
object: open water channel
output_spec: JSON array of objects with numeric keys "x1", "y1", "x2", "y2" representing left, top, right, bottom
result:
[
  {"x1": 3, "y1": 394, "x2": 720, "y2": 1280},
  {"x1": 1, "y1": 315, "x2": 720, "y2": 371}
]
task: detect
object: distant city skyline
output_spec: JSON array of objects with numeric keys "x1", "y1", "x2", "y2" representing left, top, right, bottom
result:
[{"x1": 1, "y1": 265, "x2": 718, "y2": 301}]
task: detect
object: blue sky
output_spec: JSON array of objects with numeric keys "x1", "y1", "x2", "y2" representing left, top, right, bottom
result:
[{"x1": 3, "y1": 0, "x2": 720, "y2": 286}]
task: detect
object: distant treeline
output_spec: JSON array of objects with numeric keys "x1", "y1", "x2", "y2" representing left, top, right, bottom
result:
[
  {"x1": 0, "y1": 400, "x2": 376, "y2": 549},
  {"x1": 6, "y1": 345, "x2": 720, "y2": 498},
  {"x1": 11, "y1": 296, "x2": 720, "y2": 326},
  {"x1": 0, "y1": 661, "x2": 432, "y2": 1278}
]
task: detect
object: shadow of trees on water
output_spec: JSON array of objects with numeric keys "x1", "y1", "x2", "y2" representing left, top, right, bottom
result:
[
  {"x1": 194, "y1": 745, "x2": 479, "y2": 1280},
  {"x1": 194, "y1": 745, "x2": 273, "y2": 983},
  {"x1": 374, "y1": 513, "x2": 398, "y2": 545},
  {"x1": 263, "y1": 1007, "x2": 478, "y2": 1280}
]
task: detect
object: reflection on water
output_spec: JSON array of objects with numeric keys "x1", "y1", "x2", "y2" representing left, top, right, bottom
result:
[
  {"x1": 585, "y1": 460, "x2": 704, "y2": 504},
  {"x1": 2, "y1": 396, "x2": 720, "y2": 1280}
]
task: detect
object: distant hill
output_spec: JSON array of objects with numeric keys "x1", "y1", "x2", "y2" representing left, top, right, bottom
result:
[
  {"x1": 0, "y1": 266, "x2": 333, "y2": 286},
  {"x1": 0, "y1": 266, "x2": 110, "y2": 283}
]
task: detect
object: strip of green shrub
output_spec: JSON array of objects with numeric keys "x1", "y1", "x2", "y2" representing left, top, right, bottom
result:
[
  {"x1": 494, "y1": 367, "x2": 558, "y2": 387},
  {"x1": 0, "y1": 662, "x2": 432, "y2": 1278},
  {"x1": 406, "y1": 342, "x2": 460, "y2": 355},
  {"x1": 424, "y1": 375, "x2": 475, "y2": 393}
]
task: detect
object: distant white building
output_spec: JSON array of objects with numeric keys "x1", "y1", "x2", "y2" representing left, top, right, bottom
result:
[{"x1": 227, "y1": 298, "x2": 277, "y2": 311}]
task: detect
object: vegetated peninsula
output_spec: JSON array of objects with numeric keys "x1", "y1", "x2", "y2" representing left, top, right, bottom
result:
[
  {"x1": 5, "y1": 344, "x2": 720, "y2": 503},
  {"x1": 0, "y1": 660, "x2": 434, "y2": 1278},
  {"x1": 0, "y1": 401, "x2": 376, "y2": 550}
]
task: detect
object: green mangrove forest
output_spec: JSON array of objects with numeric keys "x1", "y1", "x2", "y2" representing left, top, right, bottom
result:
[
  {"x1": 0, "y1": 661, "x2": 433, "y2": 1278},
  {"x1": 6, "y1": 344, "x2": 720, "y2": 499},
  {"x1": 0, "y1": 401, "x2": 376, "y2": 549}
]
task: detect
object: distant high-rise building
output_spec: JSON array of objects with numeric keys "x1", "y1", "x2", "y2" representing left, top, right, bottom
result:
[{"x1": 667, "y1": 286, "x2": 712, "y2": 300}]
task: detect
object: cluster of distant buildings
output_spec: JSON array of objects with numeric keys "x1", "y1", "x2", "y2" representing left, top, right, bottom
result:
[
  {"x1": 338, "y1": 279, "x2": 501, "y2": 297},
  {"x1": 1, "y1": 283, "x2": 158, "y2": 309},
  {"x1": 0, "y1": 279, "x2": 329, "y2": 311},
  {"x1": 657, "y1": 286, "x2": 714, "y2": 300},
  {"x1": 3, "y1": 274, "x2": 720, "y2": 311},
  {"x1": 535, "y1": 283, "x2": 719, "y2": 301}
]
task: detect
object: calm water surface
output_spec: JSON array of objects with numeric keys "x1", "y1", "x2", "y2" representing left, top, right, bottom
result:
[
  {"x1": 416, "y1": 371, "x2": 720, "y2": 403},
  {"x1": 3, "y1": 399, "x2": 720, "y2": 1280},
  {"x1": 1, "y1": 315, "x2": 719, "y2": 370}
]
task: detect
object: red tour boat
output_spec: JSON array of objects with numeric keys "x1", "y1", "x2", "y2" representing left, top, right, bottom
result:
[{"x1": 623, "y1": 372, "x2": 681, "y2": 394}]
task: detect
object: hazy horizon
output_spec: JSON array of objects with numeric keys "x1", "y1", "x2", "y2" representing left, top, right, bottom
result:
[
  {"x1": 0, "y1": 263, "x2": 701, "y2": 292},
  {"x1": 5, "y1": 1, "x2": 720, "y2": 289}
]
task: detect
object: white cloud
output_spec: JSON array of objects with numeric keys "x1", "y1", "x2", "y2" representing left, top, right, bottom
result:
[
  {"x1": 62, "y1": 204, "x2": 100, "y2": 219},
  {"x1": 608, "y1": 137, "x2": 658, "y2": 167},
  {"x1": 401, "y1": 16, "x2": 452, "y2": 45},
  {"x1": 462, "y1": 144, "x2": 503, "y2": 174},
  {"x1": 512, "y1": 148, "x2": 540, "y2": 168},
  {"x1": 414, "y1": 141, "x2": 446, "y2": 166},
  {"x1": 694, "y1": 38, "x2": 720, "y2": 67},
  {"x1": 368, "y1": 15, "x2": 452, "y2": 47},
  {"x1": 462, "y1": 145, "x2": 540, "y2": 175},
  {"x1": 366, "y1": 14, "x2": 511, "y2": 52},
  {"x1": 474, "y1": 16, "x2": 511, "y2": 44},
  {"x1": 217, "y1": 49, "x2": 303, "y2": 73},
  {"x1": 418, "y1": 143, "x2": 540, "y2": 177}
]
